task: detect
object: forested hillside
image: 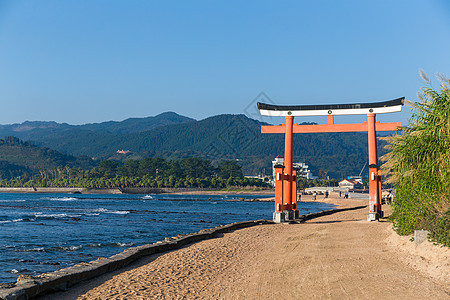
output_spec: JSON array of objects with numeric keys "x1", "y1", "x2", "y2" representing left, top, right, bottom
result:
[{"x1": 0, "y1": 137, "x2": 94, "y2": 179}]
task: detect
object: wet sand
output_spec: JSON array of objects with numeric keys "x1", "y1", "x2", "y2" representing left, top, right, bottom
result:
[{"x1": 38, "y1": 195, "x2": 449, "y2": 300}]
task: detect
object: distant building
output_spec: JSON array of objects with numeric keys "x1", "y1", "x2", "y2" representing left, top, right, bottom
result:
[
  {"x1": 116, "y1": 150, "x2": 131, "y2": 154},
  {"x1": 272, "y1": 155, "x2": 284, "y2": 168},
  {"x1": 293, "y1": 162, "x2": 316, "y2": 180},
  {"x1": 244, "y1": 175, "x2": 269, "y2": 181},
  {"x1": 338, "y1": 178, "x2": 363, "y2": 189},
  {"x1": 271, "y1": 155, "x2": 315, "y2": 186}
]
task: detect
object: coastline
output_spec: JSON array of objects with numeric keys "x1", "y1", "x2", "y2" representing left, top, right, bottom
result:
[
  {"x1": 0, "y1": 187, "x2": 274, "y2": 195},
  {"x1": 2, "y1": 195, "x2": 447, "y2": 299},
  {"x1": 38, "y1": 196, "x2": 449, "y2": 299},
  {"x1": 0, "y1": 187, "x2": 123, "y2": 194},
  {"x1": 0, "y1": 195, "x2": 344, "y2": 299}
]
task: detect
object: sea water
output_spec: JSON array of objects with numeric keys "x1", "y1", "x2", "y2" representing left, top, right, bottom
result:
[{"x1": 0, "y1": 193, "x2": 335, "y2": 283}]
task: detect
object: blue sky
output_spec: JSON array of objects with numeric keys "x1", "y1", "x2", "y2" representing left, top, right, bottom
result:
[{"x1": 0, "y1": 0, "x2": 449, "y2": 126}]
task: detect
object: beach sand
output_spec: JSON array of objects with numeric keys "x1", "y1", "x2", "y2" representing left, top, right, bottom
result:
[{"x1": 38, "y1": 195, "x2": 449, "y2": 299}]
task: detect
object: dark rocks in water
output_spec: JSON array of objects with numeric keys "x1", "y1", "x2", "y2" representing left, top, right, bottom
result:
[
  {"x1": 121, "y1": 187, "x2": 164, "y2": 194},
  {"x1": 40, "y1": 261, "x2": 60, "y2": 265},
  {"x1": 0, "y1": 282, "x2": 16, "y2": 288}
]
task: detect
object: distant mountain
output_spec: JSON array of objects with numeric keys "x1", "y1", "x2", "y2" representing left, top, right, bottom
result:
[
  {"x1": 78, "y1": 112, "x2": 195, "y2": 134},
  {"x1": 0, "y1": 121, "x2": 70, "y2": 132},
  {"x1": 0, "y1": 112, "x2": 389, "y2": 178},
  {"x1": 0, "y1": 112, "x2": 195, "y2": 138}
]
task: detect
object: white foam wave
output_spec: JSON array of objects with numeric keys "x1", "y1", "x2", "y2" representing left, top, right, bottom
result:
[
  {"x1": 0, "y1": 200, "x2": 26, "y2": 202},
  {"x1": 91, "y1": 208, "x2": 129, "y2": 215},
  {"x1": 116, "y1": 242, "x2": 134, "y2": 247},
  {"x1": 49, "y1": 197, "x2": 78, "y2": 201},
  {"x1": 0, "y1": 219, "x2": 24, "y2": 224},
  {"x1": 142, "y1": 195, "x2": 153, "y2": 199},
  {"x1": 60, "y1": 245, "x2": 82, "y2": 251},
  {"x1": 33, "y1": 213, "x2": 82, "y2": 219},
  {"x1": 34, "y1": 213, "x2": 68, "y2": 218},
  {"x1": 18, "y1": 247, "x2": 46, "y2": 252},
  {"x1": 109, "y1": 210, "x2": 129, "y2": 215}
]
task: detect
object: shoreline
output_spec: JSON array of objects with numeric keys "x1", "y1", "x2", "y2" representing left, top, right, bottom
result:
[
  {"x1": 0, "y1": 187, "x2": 274, "y2": 195},
  {"x1": 32, "y1": 196, "x2": 448, "y2": 299},
  {"x1": 0, "y1": 197, "x2": 350, "y2": 299},
  {"x1": 2, "y1": 196, "x2": 447, "y2": 299}
]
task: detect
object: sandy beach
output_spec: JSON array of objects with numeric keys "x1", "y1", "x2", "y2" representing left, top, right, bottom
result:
[{"x1": 38, "y1": 195, "x2": 449, "y2": 300}]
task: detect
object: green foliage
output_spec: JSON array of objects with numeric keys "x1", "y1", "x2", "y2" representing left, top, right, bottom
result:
[
  {"x1": 381, "y1": 72, "x2": 450, "y2": 247},
  {"x1": 0, "y1": 157, "x2": 268, "y2": 190},
  {"x1": 96, "y1": 160, "x2": 120, "y2": 178},
  {"x1": 0, "y1": 137, "x2": 95, "y2": 179},
  {"x1": 216, "y1": 161, "x2": 243, "y2": 179}
]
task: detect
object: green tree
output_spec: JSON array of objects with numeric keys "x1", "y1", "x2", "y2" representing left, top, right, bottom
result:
[
  {"x1": 120, "y1": 159, "x2": 140, "y2": 177},
  {"x1": 216, "y1": 160, "x2": 243, "y2": 179},
  {"x1": 381, "y1": 71, "x2": 450, "y2": 246},
  {"x1": 96, "y1": 160, "x2": 119, "y2": 178},
  {"x1": 181, "y1": 158, "x2": 213, "y2": 178}
]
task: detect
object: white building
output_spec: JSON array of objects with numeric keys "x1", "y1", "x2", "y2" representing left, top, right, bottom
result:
[
  {"x1": 293, "y1": 162, "x2": 315, "y2": 180},
  {"x1": 271, "y1": 155, "x2": 315, "y2": 186},
  {"x1": 338, "y1": 178, "x2": 363, "y2": 189}
]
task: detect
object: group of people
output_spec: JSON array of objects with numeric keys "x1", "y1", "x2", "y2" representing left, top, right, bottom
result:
[
  {"x1": 307, "y1": 190, "x2": 393, "y2": 201},
  {"x1": 339, "y1": 191, "x2": 349, "y2": 199},
  {"x1": 308, "y1": 190, "x2": 349, "y2": 200}
]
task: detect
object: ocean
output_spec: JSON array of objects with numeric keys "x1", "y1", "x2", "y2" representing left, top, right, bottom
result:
[{"x1": 0, "y1": 193, "x2": 336, "y2": 284}]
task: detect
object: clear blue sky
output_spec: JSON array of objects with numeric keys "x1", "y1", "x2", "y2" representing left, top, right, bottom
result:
[{"x1": 1, "y1": 0, "x2": 449, "y2": 126}]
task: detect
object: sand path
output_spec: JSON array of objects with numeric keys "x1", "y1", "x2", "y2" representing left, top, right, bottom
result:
[{"x1": 39, "y1": 197, "x2": 449, "y2": 299}]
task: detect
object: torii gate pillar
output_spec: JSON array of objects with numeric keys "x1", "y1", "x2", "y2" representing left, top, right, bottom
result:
[
  {"x1": 367, "y1": 113, "x2": 383, "y2": 221},
  {"x1": 258, "y1": 98, "x2": 404, "y2": 222}
]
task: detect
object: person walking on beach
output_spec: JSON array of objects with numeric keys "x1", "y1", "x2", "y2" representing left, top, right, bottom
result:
[
  {"x1": 312, "y1": 192, "x2": 317, "y2": 200},
  {"x1": 339, "y1": 191, "x2": 342, "y2": 198},
  {"x1": 344, "y1": 191, "x2": 349, "y2": 199},
  {"x1": 324, "y1": 190, "x2": 329, "y2": 198},
  {"x1": 387, "y1": 190, "x2": 394, "y2": 204}
]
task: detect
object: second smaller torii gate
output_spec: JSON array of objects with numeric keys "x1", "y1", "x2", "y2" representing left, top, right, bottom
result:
[{"x1": 258, "y1": 98, "x2": 404, "y2": 222}]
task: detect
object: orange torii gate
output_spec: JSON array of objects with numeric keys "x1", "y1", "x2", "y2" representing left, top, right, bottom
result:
[{"x1": 257, "y1": 98, "x2": 404, "y2": 222}]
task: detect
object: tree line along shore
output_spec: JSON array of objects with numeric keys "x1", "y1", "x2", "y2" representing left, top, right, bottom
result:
[
  {"x1": 0, "y1": 157, "x2": 271, "y2": 190},
  {"x1": 0, "y1": 155, "x2": 343, "y2": 190}
]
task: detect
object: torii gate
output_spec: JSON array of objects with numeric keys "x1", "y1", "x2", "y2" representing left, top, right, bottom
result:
[{"x1": 257, "y1": 98, "x2": 404, "y2": 222}]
